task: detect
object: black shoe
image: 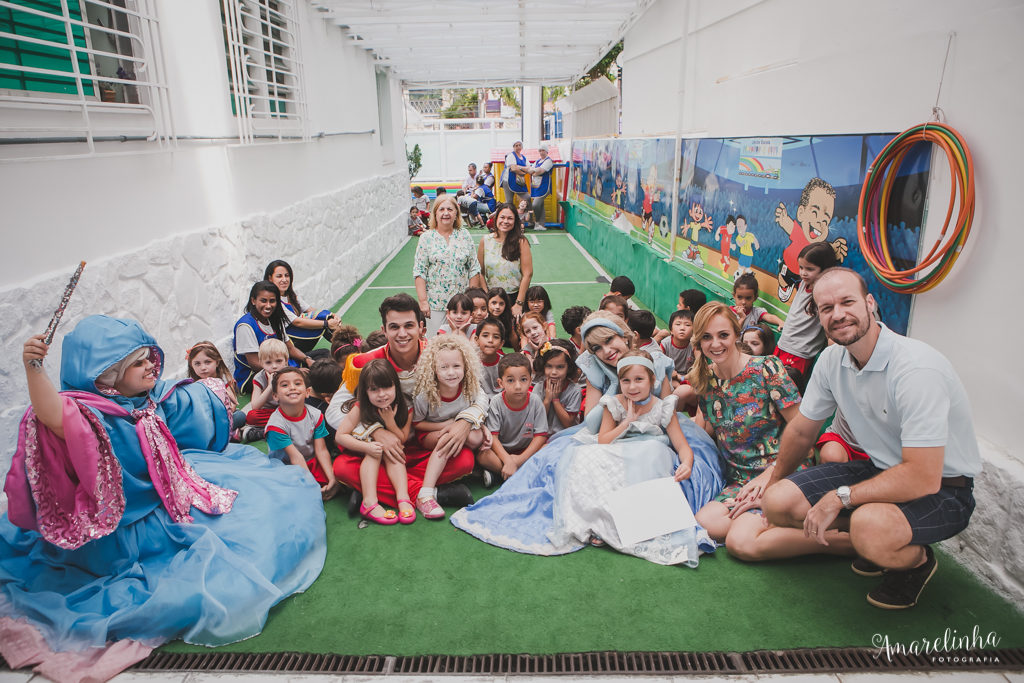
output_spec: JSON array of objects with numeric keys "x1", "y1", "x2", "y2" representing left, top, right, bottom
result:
[
  {"x1": 347, "y1": 490, "x2": 363, "y2": 518},
  {"x1": 482, "y1": 469, "x2": 495, "y2": 489},
  {"x1": 239, "y1": 425, "x2": 264, "y2": 443},
  {"x1": 851, "y1": 556, "x2": 884, "y2": 577},
  {"x1": 866, "y1": 546, "x2": 936, "y2": 609},
  {"x1": 435, "y1": 482, "x2": 474, "y2": 507}
]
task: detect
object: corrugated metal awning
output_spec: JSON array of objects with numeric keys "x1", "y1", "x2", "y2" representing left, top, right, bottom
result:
[{"x1": 310, "y1": 0, "x2": 653, "y2": 87}]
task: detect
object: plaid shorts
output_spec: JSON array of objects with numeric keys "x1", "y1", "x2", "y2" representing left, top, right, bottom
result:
[{"x1": 787, "y1": 460, "x2": 976, "y2": 545}]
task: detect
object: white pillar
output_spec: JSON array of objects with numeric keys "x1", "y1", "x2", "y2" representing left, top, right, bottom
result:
[{"x1": 522, "y1": 85, "x2": 542, "y2": 148}]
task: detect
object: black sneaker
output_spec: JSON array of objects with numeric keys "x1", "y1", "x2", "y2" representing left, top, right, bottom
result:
[
  {"x1": 240, "y1": 425, "x2": 264, "y2": 443},
  {"x1": 851, "y1": 556, "x2": 884, "y2": 577},
  {"x1": 482, "y1": 469, "x2": 495, "y2": 489},
  {"x1": 346, "y1": 490, "x2": 363, "y2": 518},
  {"x1": 866, "y1": 546, "x2": 937, "y2": 609},
  {"x1": 436, "y1": 482, "x2": 474, "y2": 507}
]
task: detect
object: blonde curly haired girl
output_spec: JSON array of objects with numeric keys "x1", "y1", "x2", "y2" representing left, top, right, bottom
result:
[{"x1": 410, "y1": 333, "x2": 489, "y2": 519}]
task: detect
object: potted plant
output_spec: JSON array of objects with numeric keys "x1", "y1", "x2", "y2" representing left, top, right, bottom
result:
[{"x1": 99, "y1": 80, "x2": 118, "y2": 102}]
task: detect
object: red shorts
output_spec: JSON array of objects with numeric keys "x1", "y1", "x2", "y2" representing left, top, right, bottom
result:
[
  {"x1": 774, "y1": 348, "x2": 810, "y2": 375},
  {"x1": 816, "y1": 431, "x2": 869, "y2": 462},
  {"x1": 330, "y1": 444, "x2": 474, "y2": 507},
  {"x1": 245, "y1": 407, "x2": 275, "y2": 427}
]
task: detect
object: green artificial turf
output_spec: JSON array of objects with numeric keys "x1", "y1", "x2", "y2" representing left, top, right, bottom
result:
[
  {"x1": 163, "y1": 488, "x2": 1024, "y2": 655},
  {"x1": 169, "y1": 229, "x2": 1024, "y2": 656}
]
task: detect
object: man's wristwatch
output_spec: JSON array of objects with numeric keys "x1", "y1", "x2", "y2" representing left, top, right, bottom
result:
[{"x1": 836, "y1": 485, "x2": 853, "y2": 509}]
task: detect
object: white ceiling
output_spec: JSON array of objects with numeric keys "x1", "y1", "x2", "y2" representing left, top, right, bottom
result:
[{"x1": 309, "y1": 0, "x2": 654, "y2": 87}]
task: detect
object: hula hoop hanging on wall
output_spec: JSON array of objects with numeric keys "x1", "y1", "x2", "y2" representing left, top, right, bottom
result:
[{"x1": 856, "y1": 121, "x2": 974, "y2": 293}]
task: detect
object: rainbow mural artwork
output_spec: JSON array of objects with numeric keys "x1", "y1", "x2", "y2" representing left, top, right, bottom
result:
[{"x1": 572, "y1": 133, "x2": 933, "y2": 335}]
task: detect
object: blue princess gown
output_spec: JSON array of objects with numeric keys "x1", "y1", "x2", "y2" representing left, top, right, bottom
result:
[
  {"x1": 0, "y1": 316, "x2": 327, "y2": 661},
  {"x1": 450, "y1": 350, "x2": 724, "y2": 564}
]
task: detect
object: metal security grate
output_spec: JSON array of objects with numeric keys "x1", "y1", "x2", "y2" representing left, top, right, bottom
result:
[
  {"x1": 389, "y1": 651, "x2": 738, "y2": 675},
  {"x1": 131, "y1": 651, "x2": 388, "y2": 674},
  {"x1": 6, "y1": 647, "x2": 1023, "y2": 675}
]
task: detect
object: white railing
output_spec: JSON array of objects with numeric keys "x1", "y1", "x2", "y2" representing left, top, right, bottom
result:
[
  {"x1": 409, "y1": 116, "x2": 519, "y2": 132},
  {"x1": 0, "y1": 0, "x2": 174, "y2": 159}
]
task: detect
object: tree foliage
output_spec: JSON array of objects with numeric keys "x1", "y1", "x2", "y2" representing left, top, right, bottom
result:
[
  {"x1": 440, "y1": 90, "x2": 480, "y2": 118},
  {"x1": 499, "y1": 87, "x2": 522, "y2": 114},
  {"x1": 573, "y1": 41, "x2": 623, "y2": 90}
]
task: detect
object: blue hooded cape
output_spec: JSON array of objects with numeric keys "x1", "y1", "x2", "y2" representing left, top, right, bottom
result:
[{"x1": 0, "y1": 315, "x2": 327, "y2": 652}]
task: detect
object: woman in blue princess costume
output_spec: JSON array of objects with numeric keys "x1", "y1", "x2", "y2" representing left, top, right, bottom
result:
[
  {"x1": 451, "y1": 310, "x2": 724, "y2": 565},
  {"x1": 0, "y1": 316, "x2": 327, "y2": 682}
]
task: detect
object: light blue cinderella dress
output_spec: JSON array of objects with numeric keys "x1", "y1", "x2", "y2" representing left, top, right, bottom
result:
[
  {"x1": 451, "y1": 348, "x2": 724, "y2": 566},
  {"x1": 0, "y1": 316, "x2": 326, "y2": 673}
]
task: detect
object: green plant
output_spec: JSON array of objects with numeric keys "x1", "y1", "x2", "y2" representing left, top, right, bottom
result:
[{"x1": 406, "y1": 143, "x2": 422, "y2": 179}]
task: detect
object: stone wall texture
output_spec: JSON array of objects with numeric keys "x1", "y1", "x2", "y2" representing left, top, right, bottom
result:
[
  {"x1": 941, "y1": 439, "x2": 1024, "y2": 608},
  {"x1": 0, "y1": 170, "x2": 408, "y2": 501}
]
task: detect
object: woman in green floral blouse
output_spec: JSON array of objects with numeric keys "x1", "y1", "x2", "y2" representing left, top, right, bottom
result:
[{"x1": 413, "y1": 195, "x2": 485, "y2": 336}]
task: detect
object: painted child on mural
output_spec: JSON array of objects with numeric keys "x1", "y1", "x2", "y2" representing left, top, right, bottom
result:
[
  {"x1": 641, "y1": 165, "x2": 660, "y2": 245},
  {"x1": 611, "y1": 170, "x2": 626, "y2": 209},
  {"x1": 732, "y1": 214, "x2": 759, "y2": 280},
  {"x1": 679, "y1": 198, "x2": 713, "y2": 267},
  {"x1": 717, "y1": 215, "x2": 736, "y2": 274},
  {"x1": 773, "y1": 177, "x2": 848, "y2": 302}
]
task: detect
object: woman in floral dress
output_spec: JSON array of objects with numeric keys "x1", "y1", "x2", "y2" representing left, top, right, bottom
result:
[
  {"x1": 413, "y1": 195, "x2": 485, "y2": 335},
  {"x1": 688, "y1": 302, "x2": 851, "y2": 561}
]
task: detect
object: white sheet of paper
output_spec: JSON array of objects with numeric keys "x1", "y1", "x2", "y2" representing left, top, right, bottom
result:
[{"x1": 606, "y1": 477, "x2": 697, "y2": 546}]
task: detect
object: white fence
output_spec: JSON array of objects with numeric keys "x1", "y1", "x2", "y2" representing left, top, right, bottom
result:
[{"x1": 406, "y1": 121, "x2": 521, "y2": 180}]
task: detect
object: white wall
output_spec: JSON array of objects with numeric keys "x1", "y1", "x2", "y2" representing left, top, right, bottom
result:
[
  {"x1": 0, "y1": 1, "x2": 409, "y2": 497},
  {"x1": 621, "y1": 0, "x2": 1024, "y2": 604},
  {"x1": 405, "y1": 127, "x2": 520, "y2": 180}
]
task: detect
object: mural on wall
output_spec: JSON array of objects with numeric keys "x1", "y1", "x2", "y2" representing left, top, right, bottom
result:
[
  {"x1": 572, "y1": 137, "x2": 677, "y2": 252},
  {"x1": 572, "y1": 134, "x2": 931, "y2": 334}
]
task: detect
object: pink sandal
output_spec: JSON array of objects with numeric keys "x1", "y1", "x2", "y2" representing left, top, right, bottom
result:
[
  {"x1": 396, "y1": 499, "x2": 417, "y2": 525},
  {"x1": 416, "y1": 496, "x2": 445, "y2": 520},
  {"x1": 360, "y1": 501, "x2": 398, "y2": 526}
]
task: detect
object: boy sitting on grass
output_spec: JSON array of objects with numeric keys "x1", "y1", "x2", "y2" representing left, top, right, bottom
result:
[{"x1": 477, "y1": 353, "x2": 549, "y2": 486}]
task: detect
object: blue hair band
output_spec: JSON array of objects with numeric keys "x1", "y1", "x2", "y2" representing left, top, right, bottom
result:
[{"x1": 580, "y1": 318, "x2": 624, "y2": 341}]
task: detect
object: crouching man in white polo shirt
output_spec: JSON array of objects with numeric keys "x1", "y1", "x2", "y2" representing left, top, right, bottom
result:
[{"x1": 763, "y1": 268, "x2": 980, "y2": 609}]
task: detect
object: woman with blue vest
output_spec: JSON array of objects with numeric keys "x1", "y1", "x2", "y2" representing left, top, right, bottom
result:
[
  {"x1": 530, "y1": 144, "x2": 555, "y2": 229},
  {"x1": 233, "y1": 280, "x2": 314, "y2": 392},
  {"x1": 502, "y1": 140, "x2": 530, "y2": 206}
]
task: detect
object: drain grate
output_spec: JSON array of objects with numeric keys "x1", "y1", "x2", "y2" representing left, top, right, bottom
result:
[
  {"x1": 742, "y1": 647, "x2": 1024, "y2": 673},
  {"x1": 389, "y1": 651, "x2": 739, "y2": 675},
  {"x1": 5, "y1": 647, "x2": 1023, "y2": 675},
  {"x1": 131, "y1": 651, "x2": 388, "y2": 674}
]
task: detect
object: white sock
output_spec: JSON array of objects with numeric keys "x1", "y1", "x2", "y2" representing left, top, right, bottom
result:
[{"x1": 418, "y1": 487, "x2": 437, "y2": 500}]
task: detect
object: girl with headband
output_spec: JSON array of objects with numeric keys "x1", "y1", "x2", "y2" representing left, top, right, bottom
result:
[
  {"x1": 539, "y1": 351, "x2": 699, "y2": 564},
  {"x1": 453, "y1": 312, "x2": 725, "y2": 566}
]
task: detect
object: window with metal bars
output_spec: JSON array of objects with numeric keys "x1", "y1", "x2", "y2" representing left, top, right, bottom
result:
[
  {"x1": 0, "y1": 0, "x2": 172, "y2": 155},
  {"x1": 221, "y1": 0, "x2": 306, "y2": 142},
  {"x1": 1, "y1": 0, "x2": 142, "y2": 102}
]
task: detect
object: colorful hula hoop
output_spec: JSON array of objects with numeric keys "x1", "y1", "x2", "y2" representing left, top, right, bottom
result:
[{"x1": 857, "y1": 121, "x2": 974, "y2": 293}]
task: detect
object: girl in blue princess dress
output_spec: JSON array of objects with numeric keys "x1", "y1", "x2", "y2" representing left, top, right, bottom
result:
[
  {"x1": 545, "y1": 350, "x2": 701, "y2": 566},
  {"x1": 0, "y1": 316, "x2": 327, "y2": 681},
  {"x1": 451, "y1": 310, "x2": 724, "y2": 562}
]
